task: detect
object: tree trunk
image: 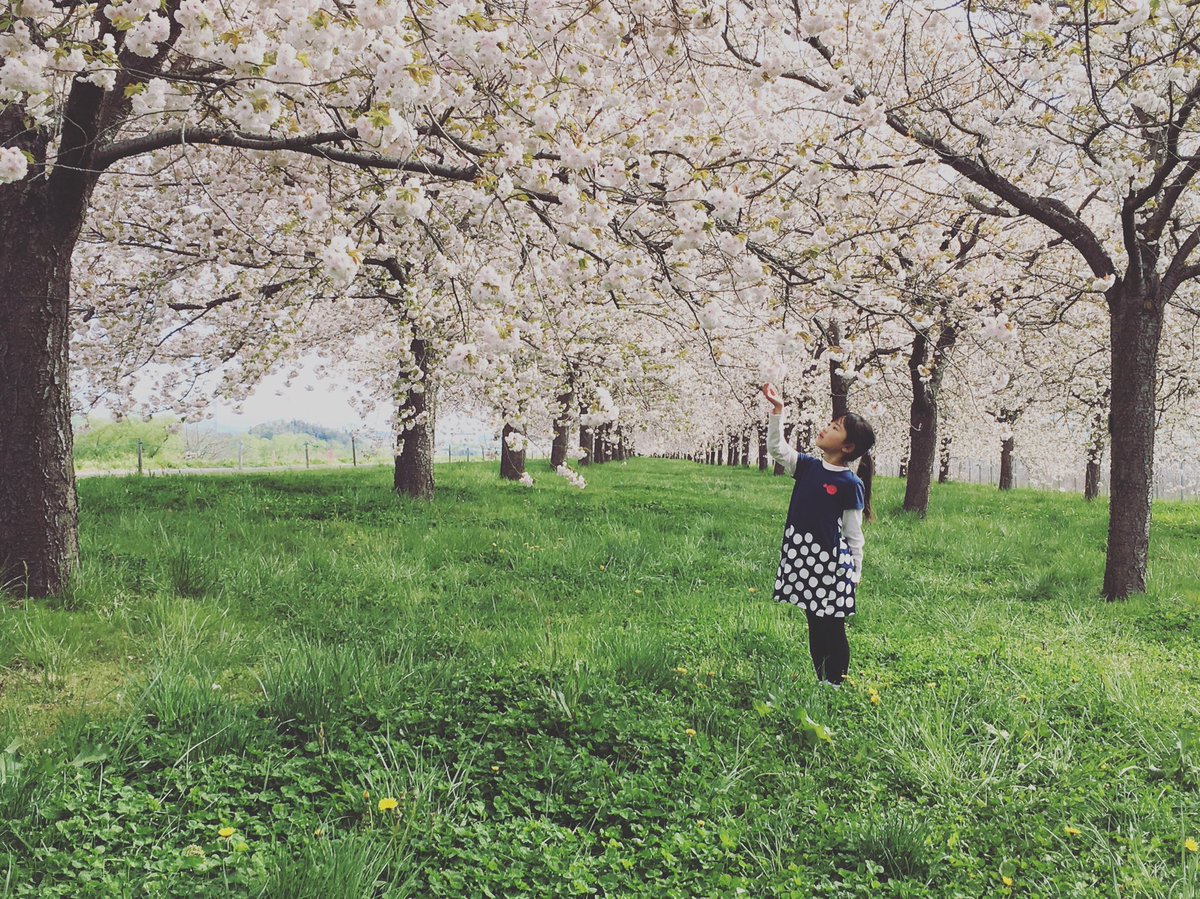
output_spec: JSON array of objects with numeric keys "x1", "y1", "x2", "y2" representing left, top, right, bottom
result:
[
  {"x1": 393, "y1": 338, "x2": 436, "y2": 500},
  {"x1": 0, "y1": 121, "x2": 89, "y2": 596},
  {"x1": 1102, "y1": 285, "x2": 1164, "y2": 599},
  {"x1": 757, "y1": 421, "x2": 768, "y2": 471},
  {"x1": 550, "y1": 387, "x2": 573, "y2": 469},
  {"x1": 0, "y1": 221, "x2": 81, "y2": 596},
  {"x1": 902, "y1": 326, "x2": 955, "y2": 517},
  {"x1": 1085, "y1": 458, "x2": 1101, "y2": 502},
  {"x1": 740, "y1": 427, "x2": 750, "y2": 467},
  {"x1": 726, "y1": 431, "x2": 738, "y2": 466},
  {"x1": 998, "y1": 436, "x2": 1015, "y2": 491},
  {"x1": 828, "y1": 320, "x2": 850, "y2": 419},
  {"x1": 938, "y1": 436, "x2": 952, "y2": 484},
  {"x1": 902, "y1": 337, "x2": 937, "y2": 516},
  {"x1": 578, "y1": 403, "x2": 593, "y2": 467},
  {"x1": 500, "y1": 422, "x2": 527, "y2": 480}
]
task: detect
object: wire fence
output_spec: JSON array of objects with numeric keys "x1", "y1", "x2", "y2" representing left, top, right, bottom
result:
[{"x1": 872, "y1": 457, "x2": 1200, "y2": 502}]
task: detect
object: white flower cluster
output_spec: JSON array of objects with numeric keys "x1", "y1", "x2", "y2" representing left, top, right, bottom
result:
[
  {"x1": 759, "y1": 357, "x2": 788, "y2": 386},
  {"x1": 0, "y1": 147, "x2": 29, "y2": 185},
  {"x1": 980, "y1": 313, "x2": 1015, "y2": 344},
  {"x1": 580, "y1": 387, "x2": 618, "y2": 427},
  {"x1": 555, "y1": 465, "x2": 587, "y2": 489},
  {"x1": 317, "y1": 236, "x2": 362, "y2": 289},
  {"x1": 505, "y1": 430, "x2": 531, "y2": 453},
  {"x1": 518, "y1": 472, "x2": 534, "y2": 487},
  {"x1": 705, "y1": 186, "x2": 744, "y2": 223},
  {"x1": 356, "y1": 108, "x2": 419, "y2": 156},
  {"x1": 380, "y1": 179, "x2": 431, "y2": 222}
]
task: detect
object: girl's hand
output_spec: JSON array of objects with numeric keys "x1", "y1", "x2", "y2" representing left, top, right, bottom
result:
[{"x1": 761, "y1": 383, "x2": 784, "y2": 414}]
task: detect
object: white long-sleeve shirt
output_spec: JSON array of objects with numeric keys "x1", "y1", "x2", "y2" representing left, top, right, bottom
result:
[{"x1": 767, "y1": 411, "x2": 865, "y2": 574}]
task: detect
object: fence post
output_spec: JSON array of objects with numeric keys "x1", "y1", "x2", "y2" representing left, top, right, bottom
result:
[
  {"x1": 137, "y1": 439, "x2": 143, "y2": 476},
  {"x1": 304, "y1": 442, "x2": 310, "y2": 469},
  {"x1": 351, "y1": 434, "x2": 357, "y2": 467},
  {"x1": 238, "y1": 441, "x2": 243, "y2": 470}
]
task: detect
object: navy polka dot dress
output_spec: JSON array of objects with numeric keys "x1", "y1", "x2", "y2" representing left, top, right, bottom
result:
[{"x1": 773, "y1": 455, "x2": 865, "y2": 618}]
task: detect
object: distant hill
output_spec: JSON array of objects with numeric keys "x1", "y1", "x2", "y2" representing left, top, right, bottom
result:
[{"x1": 248, "y1": 420, "x2": 350, "y2": 443}]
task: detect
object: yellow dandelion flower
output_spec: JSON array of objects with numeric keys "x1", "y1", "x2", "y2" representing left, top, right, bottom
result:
[
  {"x1": 1064, "y1": 826, "x2": 1080, "y2": 837},
  {"x1": 378, "y1": 797, "x2": 399, "y2": 812},
  {"x1": 696, "y1": 820, "x2": 706, "y2": 828},
  {"x1": 746, "y1": 587, "x2": 757, "y2": 593},
  {"x1": 675, "y1": 666, "x2": 689, "y2": 676},
  {"x1": 218, "y1": 827, "x2": 235, "y2": 839},
  {"x1": 1185, "y1": 837, "x2": 1198, "y2": 853},
  {"x1": 1002, "y1": 875, "x2": 1013, "y2": 886},
  {"x1": 685, "y1": 728, "x2": 697, "y2": 738},
  {"x1": 491, "y1": 765, "x2": 500, "y2": 773},
  {"x1": 633, "y1": 589, "x2": 643, "y2": 595}
]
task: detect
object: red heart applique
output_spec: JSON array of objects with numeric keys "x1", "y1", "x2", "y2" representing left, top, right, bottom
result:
[{"x1": 823, "y1": 484, "x2": 837, "y2": 495}]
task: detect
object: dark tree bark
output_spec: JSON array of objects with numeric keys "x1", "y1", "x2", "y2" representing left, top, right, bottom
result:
[
  {"x1": 0, "y1": 100, "x2": 102, "y2": 595},
  {"x1": 578, "y1": 402, "x2": 594, "y2": 467},
  {"x1": 392, "y1": 338, "x2": 436, "y2": 500},
  {"x1": 827, "y1": 320, "x2": 851, "y2": 419},
  {"x1": 0, "y1": 212, "x2": 82, "y2": 596},
  {"x1": 938, "y1": 435, "x2": 952, "y2": 484},
  {"x1": 1103, "y1": 281, "x2": 1165, "y2": 599},
  {"x1": 1085, "y1": 459, "x2": 1102, "y2": 501},
  {"x1": 999, "y1": 436, "x2": 1015, "y2": 491},
  {"x1": 902, "y1": 326, "x2": 956, "y2": 517},
  {"x1": 757, "y1": 421, "x2": 768, "y2": 471},
  {"x1": 740, "y1": 427, "x2": 751, "y2": 467},
  {"x1": 500, "y1": 422, "x2": 527, "y2": 480},
  {"x1": 726, "y1": 431, "x2": 738, "y2": 466},
  {"x1": 550, "y1": 387, "x2": 573, "y2": 469},
  {"x1": 1084, "y1": 408, "x2": 1107, "y2": 502}
]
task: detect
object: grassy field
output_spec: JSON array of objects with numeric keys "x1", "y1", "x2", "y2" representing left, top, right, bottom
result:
[{"x1": 1, "y1": 460, "x2": 1198, "y2": 897}]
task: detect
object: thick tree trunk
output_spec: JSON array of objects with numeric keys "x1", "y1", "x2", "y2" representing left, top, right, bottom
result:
[
  {"x1": 902, "y1": 397, "x2": 937, "y2": 515},
  {"x1": 1102, "y1": 286, "x2": 1164, "y2": 599},
  {"x1": 500, "y1": 422, "x2": 527, "y2": 480},
  {"x1": 726, "y1": 431, "x2": 738, "y2": 466},
  {"x1": 393, "y1": 338, "x2": 436, "y2": 500},
  {"x1": 0, "y1": 222, "x2": 81, "y2": 596},
  {"x1": 740, "y1": 427, "x2": 750, "y2": 467},
  {"x1": 1085, "y1": 459, "x2": 1101, "y2": 502},
  {"x1": 550, "y1": 387, "x2": 573, "y2": 469},
  {"x1": 757, "y1": 421, "x2": 768, "y2": 471},
  {"x1": 0, "y1": 117, "x2": 89, "y2": 596},
  {"x1": 998, "y1": 436, "x2": 1015, "y2": 491}
]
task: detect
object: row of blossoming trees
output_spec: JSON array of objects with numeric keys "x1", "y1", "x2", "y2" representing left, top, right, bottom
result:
[{"x1": 1, "y1": 0, "x2": 1197, "y2": 600}]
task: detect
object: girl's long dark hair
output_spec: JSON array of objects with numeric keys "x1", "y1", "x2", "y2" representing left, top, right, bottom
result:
[{"x1": 841, "y1": 412, "x2": 877, "y2": 523}]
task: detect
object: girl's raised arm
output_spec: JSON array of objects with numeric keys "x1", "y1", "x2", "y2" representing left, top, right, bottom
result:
[{"x1": 762, "y1": 384, "x2": 799, "y2": 476}]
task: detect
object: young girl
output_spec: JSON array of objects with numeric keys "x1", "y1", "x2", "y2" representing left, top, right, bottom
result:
[{"x1": 761, "y1": 383, "x2": 876, "y2": 687}]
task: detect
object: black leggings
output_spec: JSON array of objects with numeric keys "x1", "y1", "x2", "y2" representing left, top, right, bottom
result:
[{"x1": 805, "y1": 612, "x2": 849, "y2": 684}]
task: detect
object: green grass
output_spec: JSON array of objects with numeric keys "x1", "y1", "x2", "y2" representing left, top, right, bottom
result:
[{"x1": 1, "y1": 460, "x2": 1198, "y2": 897}]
